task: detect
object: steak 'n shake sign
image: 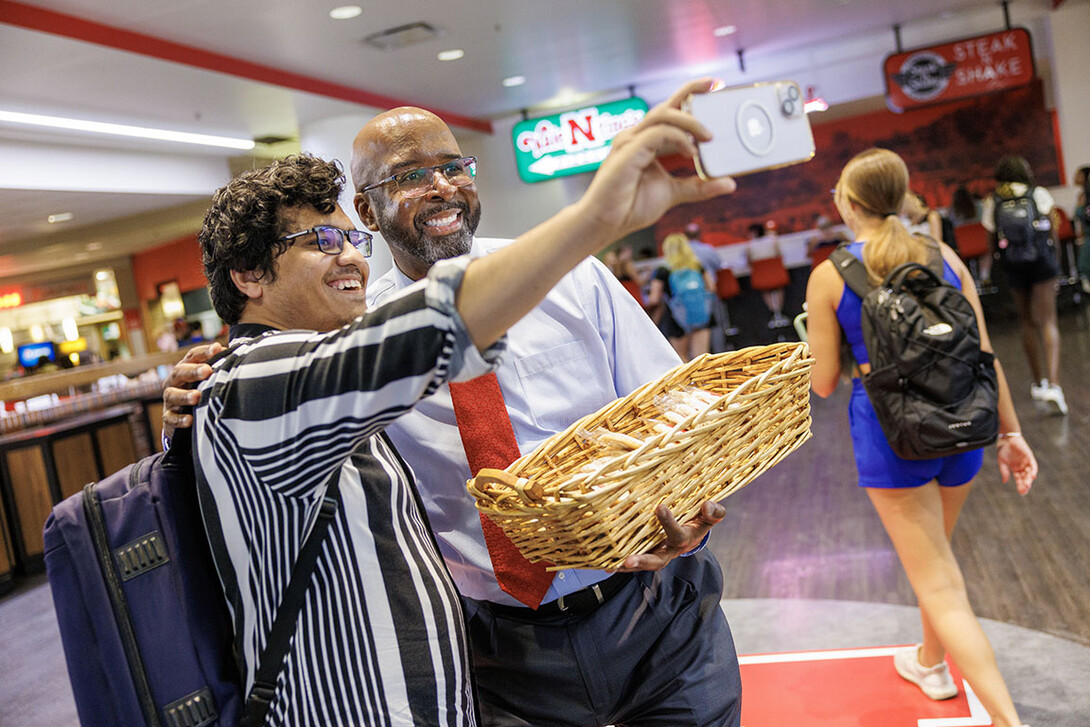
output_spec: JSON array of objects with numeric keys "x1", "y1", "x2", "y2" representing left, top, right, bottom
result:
[
  {"x1": 512, "y1": 97, "x2": 648, "y2": 183},
  {"x1": 883, "y1": 28, "x2": 1035, "y2": 112}
]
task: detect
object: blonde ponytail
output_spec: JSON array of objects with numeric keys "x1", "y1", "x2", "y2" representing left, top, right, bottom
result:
[
  {"x1": 862, "y1": 215, "x2": 937, "y2": 285},
  {"x1": 839, "y1": 149, "x2": 939, "y2": 285}
]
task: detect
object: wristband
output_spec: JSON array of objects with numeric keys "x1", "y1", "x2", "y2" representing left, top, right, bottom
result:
[{"x1": 997, "y1": 432, "x2": 1022, "y2": 439}]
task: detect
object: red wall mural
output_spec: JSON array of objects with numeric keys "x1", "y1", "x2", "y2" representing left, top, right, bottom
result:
[{"x1": 655, "y1": 79, "x2": 1060, "y2": 245}]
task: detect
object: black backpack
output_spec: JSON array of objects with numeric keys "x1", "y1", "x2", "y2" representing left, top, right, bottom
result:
[
  {"x1": 992, "y1": 189, "x2": 1052, "y2": 265},
  {"x1": 831, "y1": 245, "x2": 999, "y2": 460}
]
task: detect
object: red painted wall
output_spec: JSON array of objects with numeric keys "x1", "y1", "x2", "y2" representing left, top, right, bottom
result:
[{"x1": 130, "y1": 233, "x2": 206, "y2": 301}]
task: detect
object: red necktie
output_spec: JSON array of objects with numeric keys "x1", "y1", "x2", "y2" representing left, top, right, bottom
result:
[{"x1": 449, "y1": 372, "x2": 555, "y2": 608}]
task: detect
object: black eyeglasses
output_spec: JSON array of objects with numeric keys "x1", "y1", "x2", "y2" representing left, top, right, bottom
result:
[
  {"x1": 361, "y1": 156, "x2": 477, "y2": 198},
  {"x1": 279, "y1": 226, "x2": 372, "y2": 257}
]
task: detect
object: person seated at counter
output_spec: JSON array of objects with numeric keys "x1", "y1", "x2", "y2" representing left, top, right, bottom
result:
[
  {"x1": 900, "y1": 191, "x2": 945, "y2": 243},
  {"x1": 806, "y1": 215, "x2": 849, "y2": 268},
  {"x1": 747, "y1": 221, "x2": 791, "y2": 328}
]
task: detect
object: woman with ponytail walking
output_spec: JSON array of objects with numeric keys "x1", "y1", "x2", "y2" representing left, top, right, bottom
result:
[{"x1": 805, "y1": 148, "x2": 1037, "y2": 727}]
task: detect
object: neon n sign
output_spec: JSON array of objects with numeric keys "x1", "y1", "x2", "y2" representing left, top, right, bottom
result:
[{"x1": 512, "y1": 97, "x2": 648, "y2": 183}]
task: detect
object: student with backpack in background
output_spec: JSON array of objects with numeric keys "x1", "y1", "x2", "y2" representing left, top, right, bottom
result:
[
  {"x1": 981, "y1": 155, "x2": 1067, "y2": 415},
  {"x1": 646, "y1": 232, "x2": 715, "y2": 361},
  {"x1": 806, "y1": 148, "x2": 1037, "y2": 727}
]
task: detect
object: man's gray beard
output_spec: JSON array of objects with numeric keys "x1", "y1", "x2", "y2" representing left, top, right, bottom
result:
[
  {"x1": 377, "y1": 203, "x2": 480, "y2": 268},
  {"x1": 400, "y1": 230, "x2": 473, "y2": 266}
]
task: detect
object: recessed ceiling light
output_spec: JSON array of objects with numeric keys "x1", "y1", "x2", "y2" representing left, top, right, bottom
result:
[
  {"x1": 329, "y1": 5, "x2": 362, "y2": 20},
  {"x1": 502, "y1": 75, "x2": 526, "y2": 87},
  {"x1": 47, "y1": 212, "x2": 74, "y2": 223},
  {"x1": 437, "y1": 49, "x2": 465, "y2": 61},
  {"x1": 0, "y1": 110, "x2": 255, "y2": 150},
  {"x1": 713, "y1": 25, "x2": 737, "y2": 37}
]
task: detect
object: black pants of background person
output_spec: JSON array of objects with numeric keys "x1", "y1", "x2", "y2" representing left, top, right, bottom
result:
[{"x1": 463, "y1": 551, "x2": 742, "y2": 727}]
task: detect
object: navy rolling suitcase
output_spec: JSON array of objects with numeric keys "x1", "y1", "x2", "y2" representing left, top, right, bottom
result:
[{"x1": 43, "y1": 430, "x2": 243, "y2": 726}]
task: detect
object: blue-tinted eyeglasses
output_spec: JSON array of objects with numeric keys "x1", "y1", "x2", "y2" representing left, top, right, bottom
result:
[{"x1": 279, "y1": 226, "x2": 372, "y2": 257}]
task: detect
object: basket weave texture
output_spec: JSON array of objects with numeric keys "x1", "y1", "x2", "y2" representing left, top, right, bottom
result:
[{"x1": 467, "y1": 342, "x2": 814, "y2": 570}]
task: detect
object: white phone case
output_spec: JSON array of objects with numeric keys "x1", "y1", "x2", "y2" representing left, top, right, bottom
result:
[{"x1": 687, "y1": 81, "x2": 816, "y2": 179}]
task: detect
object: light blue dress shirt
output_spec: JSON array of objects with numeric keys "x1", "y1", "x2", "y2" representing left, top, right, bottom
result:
[{"x1": 367, "y1": 238, "x2": 683, "y2": 606}]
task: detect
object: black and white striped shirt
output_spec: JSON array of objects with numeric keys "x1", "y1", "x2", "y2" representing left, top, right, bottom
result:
[{"x1": 194, "y1": 258, "x2": 497, "y2": 726}]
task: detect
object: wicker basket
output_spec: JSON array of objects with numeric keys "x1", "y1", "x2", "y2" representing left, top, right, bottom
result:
[{"x1": 467, "y1": 342, "x2": 814, "y2": 570}]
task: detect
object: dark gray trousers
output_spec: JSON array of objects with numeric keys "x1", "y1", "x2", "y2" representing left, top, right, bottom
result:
[{"x1": 463, "y1": 551, "x2": 742, "y2": 727}]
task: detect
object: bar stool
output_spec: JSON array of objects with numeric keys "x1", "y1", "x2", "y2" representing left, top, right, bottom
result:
[
  {"x1": 954, "y1": 222, "x2": 995, "y2": 295},
  {"x1": 750, "y1": 257, "x2": 791, "y2": 329},
  {"x1": 1053, "y1": 207, "x2": 1082, "y2": 299},
  {"x1": 809, "y1": 242, "x2": 838, "y2": 269},
  {"x1": 715, "y1": 269, "x2": 742, "y2": 340},
  {"x1": 619, "y1": 278, "x2": 644, "y2": 306}
]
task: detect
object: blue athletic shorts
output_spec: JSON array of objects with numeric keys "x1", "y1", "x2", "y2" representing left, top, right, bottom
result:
[{"x1": 848, "y1": 379, "x2": 983, "y2": 488}]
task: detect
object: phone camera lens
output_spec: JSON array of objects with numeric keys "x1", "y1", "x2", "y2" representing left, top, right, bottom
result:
[
  {"x1": 782, "y1": 100, "x2": 796, "y2": 116},
  {"x1": 787, "y1": 85, "x2": 800, "y2": 101}
]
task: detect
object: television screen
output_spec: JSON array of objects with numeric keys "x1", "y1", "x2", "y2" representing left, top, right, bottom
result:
[
  {"x1": 181, "y1": 286, "x2": 213, "y2": 315},
  {"x1": 18, "y1": 341, "x2": 55, "y2": 368}
]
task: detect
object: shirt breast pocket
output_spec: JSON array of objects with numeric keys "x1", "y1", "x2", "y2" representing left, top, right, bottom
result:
[{"x1": 511, "y1": 340, "x2": 609, "y2": 432}]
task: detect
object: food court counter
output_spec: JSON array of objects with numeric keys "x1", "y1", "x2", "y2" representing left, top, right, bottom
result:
[{"x1": 0, "y1": 404, "x2": 151, "y2": 592}]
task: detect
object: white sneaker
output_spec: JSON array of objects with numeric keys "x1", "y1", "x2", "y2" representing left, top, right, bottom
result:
[
  {"x1": 894, "y1": 644, "x2": 958, "y2": 700},
  {"x1": 1030, "y1": 379, "x2": 1050, "y2": 400},
  {"x1": 1041, "y1": 384, "x2": 1068, "y2": 416}
]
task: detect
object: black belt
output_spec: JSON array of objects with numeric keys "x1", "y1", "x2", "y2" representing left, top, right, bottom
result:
[{"x1": 486, "y1": 573, "x2": 634, "y2": 619}]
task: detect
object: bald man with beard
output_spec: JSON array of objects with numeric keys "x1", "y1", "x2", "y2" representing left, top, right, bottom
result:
[
  {"x1": 351, "y1": 83, "x2": 742, "y2": 727},
  {"x1": 165, "y1": 80, "x2": 744, "y2": 727}
]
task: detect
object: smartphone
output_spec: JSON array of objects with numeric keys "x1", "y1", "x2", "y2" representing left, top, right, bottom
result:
[{"x1": 686, "y1": 80, "x2": 816, "y2": 178}]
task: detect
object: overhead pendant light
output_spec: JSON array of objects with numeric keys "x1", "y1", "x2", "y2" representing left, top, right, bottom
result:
[
  {"x1": 804, "y1": 85, "x2": 829, "y2": 113},
  {"x1": 0, "y1": 110, "x2": 255, "y2": 150}
]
